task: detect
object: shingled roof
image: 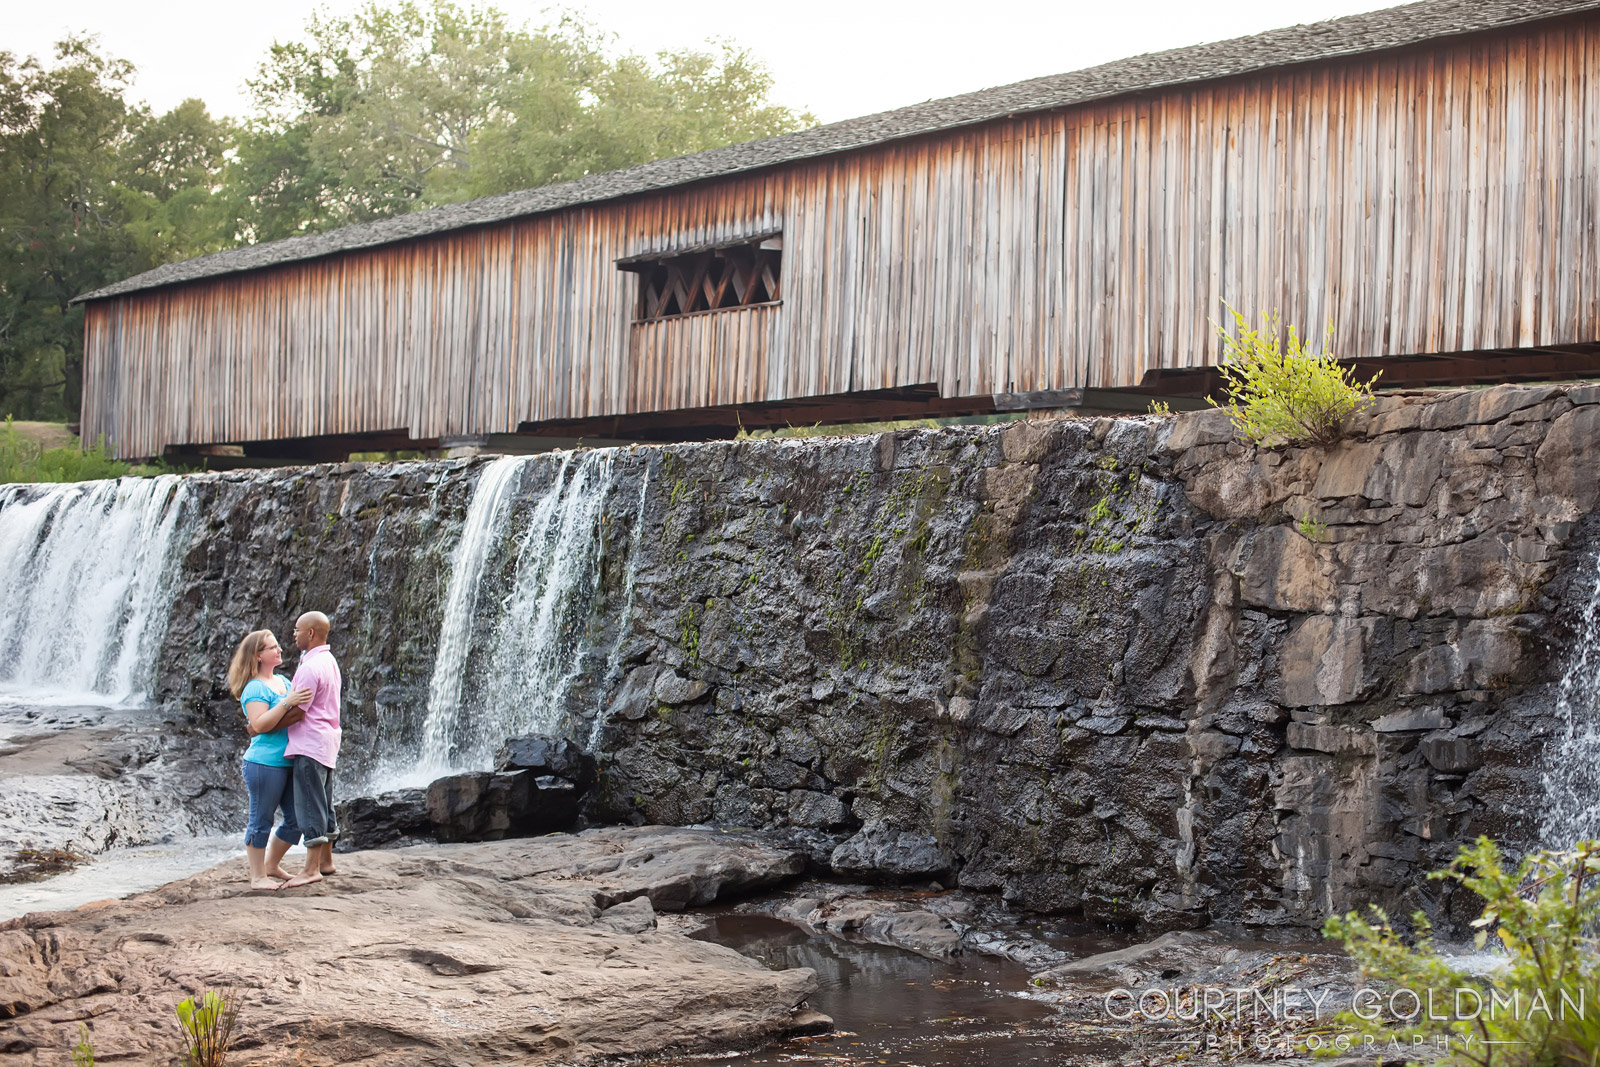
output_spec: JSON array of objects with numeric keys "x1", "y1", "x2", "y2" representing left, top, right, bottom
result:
[{"x1": 78, "y1": 0, "x2": 1600, "y2": 303}]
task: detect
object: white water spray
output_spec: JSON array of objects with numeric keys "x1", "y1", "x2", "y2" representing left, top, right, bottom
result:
[
  {"x1": 0, "y1": 477, "x2": 193, "y2": 705},
  {"x1": 1542, "y1": 550, "x2": 1600, "y2": 847},
  {"x1": 402, "y1": 451, "x2": 624, "y2": 780}
]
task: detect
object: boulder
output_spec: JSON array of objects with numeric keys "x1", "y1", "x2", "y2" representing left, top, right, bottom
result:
[
  {"x1": 424, "y1": 769, "x2": 579, "y2": 843},
  {"x1": 1033, "y1": 930, "x2": 1228, "y2": 985},
  {"x1": 813, "y1": 899, "x2": 962, "y2": 959},
  {"x1": 496, "y1": 734, "x2": 598, "y2": 786},
  {"x1": 600, "y1": 895, "x2": 658, "y2": 933},
  {"x1": 334, "y1": 788, "x2": 429, "y2": 851},
  {"x1": 830, "y1": 824, "x2": 955, "y2": 882}
]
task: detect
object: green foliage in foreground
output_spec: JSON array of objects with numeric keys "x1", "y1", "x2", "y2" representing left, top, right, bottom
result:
[
  {"x1": 1325, "y1": 838, "x2": 1600, "y2": 1067},
  {"x1": 0, "y1": 419, "x2": 129, "y2": 483},
  {"x1": 175, "y1": 989, "x2": 239, "y2": 1067},
  {"x1": 1211, "y1": 307, "x2": 1379, "y2": 448},
  {"x1": 70, "y1": 1024, "x2": 93, "y2": 1067}
]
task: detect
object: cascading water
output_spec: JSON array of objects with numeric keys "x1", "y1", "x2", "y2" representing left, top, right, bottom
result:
[
  {"x1": 1542, "y1": 549, "x2": 1600, "y2": 847},
  {"x1": 416, "y1": 454, "x2": 538, "y2": 767},
  {"x1": 388, "y1": 450, "x2": 626, "y2": 783},
  {"x1": 0, "y1": 476, "x2": 193, "y2": 705}
]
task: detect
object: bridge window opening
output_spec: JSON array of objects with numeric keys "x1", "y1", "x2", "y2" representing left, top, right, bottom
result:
[{"x1": 623, "y1": 235, "x2": 781, "y2": 322}]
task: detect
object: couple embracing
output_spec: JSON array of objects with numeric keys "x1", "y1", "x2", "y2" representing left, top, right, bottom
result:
[{"x1": 225, "y1": 611, "x2": 343, "y2": 890}]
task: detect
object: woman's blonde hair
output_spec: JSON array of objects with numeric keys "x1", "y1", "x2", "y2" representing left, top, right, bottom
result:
[{"x1": 227, "y1": 629, "x2": 275, "y2": 698}]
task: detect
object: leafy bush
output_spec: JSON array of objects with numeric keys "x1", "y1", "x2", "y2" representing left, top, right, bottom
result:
[
  {"x1": 175, "y1": 989, "x2": 239, "y2": 1067},
  {"x1": 0, "y1": 418, "x2": 130, "y2": 483},
  {"x1": 1211, "y1": 307, "x2": 1379, "y2": 448},
  {"x1": 1324, "y1": 837, "x2": 1600, "y2": 1067}
]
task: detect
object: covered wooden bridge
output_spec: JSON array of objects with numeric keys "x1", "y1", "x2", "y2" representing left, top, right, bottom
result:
[{"x1": 78, "y1": 0, "x2": 1600, "y2": 461}]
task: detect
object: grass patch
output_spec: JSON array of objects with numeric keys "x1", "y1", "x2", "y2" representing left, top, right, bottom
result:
[{"x1": 0, "y1": 417, "x2": 175, "y2": 483}]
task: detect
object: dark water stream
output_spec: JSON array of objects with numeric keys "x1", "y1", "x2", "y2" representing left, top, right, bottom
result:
[{"x1": 666, "y1": 912, "x2": 1125, "y2": 1066}]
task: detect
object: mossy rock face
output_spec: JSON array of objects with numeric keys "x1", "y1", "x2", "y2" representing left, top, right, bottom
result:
[{"x1": 126, "y1": 385, "x2": 1600, "y2": 934}]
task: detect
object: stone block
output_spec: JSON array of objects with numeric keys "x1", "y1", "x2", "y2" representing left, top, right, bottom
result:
[
  {"x1": 831, "y1": 824, "x2": 955, "y2": 882},
  {"x1": 600, "y1": 896, "x2": 657, "y2": 934},
  {"x1": 1536, "y1": 404, "x2": 1600, "y2": 514},
  {"x1": 1414, "y1": 536, "x2": 1518, "y2": 618},
  {"x1": 1419, "y1": 384, "x2": 1562, "y2": 432},
  {"x1": 425, "y1": 769, "x2": 582, "y2": 842},
  {"x1": 1163, "y1": 409, "x2": 1236, "y2": 453},
  {"x1": 1000, "y1": 418, "x2": 1059, "y2": 463},
  {"x1": 1236, "y1": 525, "x2": 1336, "y2": 613},
  {"x1": 1286, "y1": 722, "x2": 1376, "y2": 756},
  {"x1": 1313, "y1": 433, "x2": 1443, "y2": 506},
  {"x1": 1273, "y1": 755, "x2": 1335, "y2": 811},
  {"x1": 609, "y1": 665, "x2": 662, "y2": 720},
  {"x1": 335, "y1": 788, "x2": 429, "y2": 851},
  {"x1": 1280, "y1": 616, "x2": 1379, "y2": 706},
  {"x1": 497, "y1": 734, "x2": 597, "y2": 786},
  {"x1": 1366, "y1": 400, "x2": 1427, "y2": 436},
  {"x1": 1421, "y1": 734, "x2": 1483, "y2": 773},
  {"x1": 1372, "y1": 707, "x2": 1447, "y2": 733},
  {"x1": 1402, "y1": 618, "x2": 1525, "y2": 695},
  {"x1": 788, "y1": 790, "x2": 851, "y2": 829},
  {"x1": 1312, "y1": 441, "x2": 1380, "y2": 499},
  {"x1": 1180, "y1": 449, "x2": 1319, "y2": 520},
  {"x1": 654, "y1": 670, "x2": 710, "y2": 705},
  {"x1": 1188, "y1": 729, "x2": 1242, "y2": 760}
]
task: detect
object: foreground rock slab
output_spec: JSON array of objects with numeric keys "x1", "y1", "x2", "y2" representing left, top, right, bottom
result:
[{"x1": 0, "y1": 826, "x2": 824, "y2": 1065}]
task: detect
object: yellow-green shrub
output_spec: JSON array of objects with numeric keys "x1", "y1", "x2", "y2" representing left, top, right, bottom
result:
[
  {"x1": 1211, "y1": 307, "x2": 1378, "y2": 448},
  {"x1": 1324, "y1": 838, "x2": 1600, "y2": 1067}
]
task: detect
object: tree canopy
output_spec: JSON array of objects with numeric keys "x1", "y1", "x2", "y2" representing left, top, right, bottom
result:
[{"x1": 0, "y1": 2, "x2": 814, "y2": 421}]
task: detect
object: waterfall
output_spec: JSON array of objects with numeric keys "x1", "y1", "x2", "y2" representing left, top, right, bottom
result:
[
  {"x1": 417, "y1": 454, "x2": 539, "y2": 765},
  {"x1": 0, "y1": 476, "x2": 193, "y2": 705},
  {"x1": 1542, "y1": 550, "x2": 1600, "y2": 847},
  {"x1": 395, "y1": 451, "x2": 623, "y2": 782}
]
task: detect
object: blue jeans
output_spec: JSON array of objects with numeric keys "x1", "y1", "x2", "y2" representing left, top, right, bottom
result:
[
  {"x1": 242, "y1": 760, "x2": 302, "y2": 849},
  {"x1": 291, "y1": 755, "x2": 336, "y2": 847}
]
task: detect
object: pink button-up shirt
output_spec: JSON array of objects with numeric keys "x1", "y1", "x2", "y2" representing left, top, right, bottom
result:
[{"x1": 285, "y1": 644, "x2": 343, "y2": 768}]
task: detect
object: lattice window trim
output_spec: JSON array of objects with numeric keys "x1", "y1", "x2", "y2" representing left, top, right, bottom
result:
[{"x1": 621, "y1": 235, "x2": 782, "y2": 323}]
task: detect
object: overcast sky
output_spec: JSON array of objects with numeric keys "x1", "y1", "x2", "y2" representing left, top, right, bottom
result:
[{"x1": 10, "y1": 0, "x2": 1407, "y2": 125}]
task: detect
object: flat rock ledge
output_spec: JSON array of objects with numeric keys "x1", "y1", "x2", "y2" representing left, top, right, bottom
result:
[{"x1": 0, "y1": 826, "x2": 827, "y2": 1065}]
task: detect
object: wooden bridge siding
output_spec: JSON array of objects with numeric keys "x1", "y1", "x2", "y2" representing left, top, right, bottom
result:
[{"x1": 80, "y1": 14, "x2": 1600, "y2": 458}]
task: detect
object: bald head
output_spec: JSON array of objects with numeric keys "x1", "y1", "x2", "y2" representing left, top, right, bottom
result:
[{"x1": 293, "y1": 611, "x2": 331, "y2": 650}]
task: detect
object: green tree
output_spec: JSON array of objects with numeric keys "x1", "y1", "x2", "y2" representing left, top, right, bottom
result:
[
  {"x1": 0, "y1": 40, "x2": 235, "y2": 419},
  {"x1": 0, "y1": 7, "x2": 810, "y2": 422},
  {"x1": 233, "y1": 1, "x2": 815, "y2": 239},
  {"x1": 0, "y1": 39, "x2": 137, "y2": 420}
]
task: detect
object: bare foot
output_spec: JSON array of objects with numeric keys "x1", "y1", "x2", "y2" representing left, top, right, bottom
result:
[
  {"x1": 319, "y1": 864, "x2": 338, "y2": 876},
  {"x1": 277, "y1": 872, "x2": 324, "y2": 889},
  {"x1": 267, "y1": 866, "x2": 295, "y2": 880},
  {"x1": 250, "y1": 876, "x2": 285, "y2": 890}
]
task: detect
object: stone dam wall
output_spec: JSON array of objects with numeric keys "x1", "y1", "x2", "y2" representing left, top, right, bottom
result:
[{"x1": 115, "y1": 383, "x2": 1600, "y2": 932}]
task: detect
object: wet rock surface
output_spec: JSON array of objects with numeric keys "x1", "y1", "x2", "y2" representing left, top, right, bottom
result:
[
  {"x1": 0, "y1": 704, "x2": 240, "y2": 880},
  {"x1": 95, "y1": 383, "x2": 1600, "y2": 933},
  {"x1": 0, "y1": 826, "x2": 826, "y2": 1065},
  {"x1": 332, "y1": 787, "x2": 429, "y2": 851},
  {"x1": 335, "y1": 735, "x2": 600, "y2": 848}
]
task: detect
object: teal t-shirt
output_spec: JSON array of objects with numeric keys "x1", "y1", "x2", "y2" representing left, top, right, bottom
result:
[{"x1": 241, "y1": 675, "x2": 293, "y2": 767}]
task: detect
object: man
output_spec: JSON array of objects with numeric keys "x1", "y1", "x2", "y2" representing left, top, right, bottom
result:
[{"x1": 279, "y1": 610, "x2": 343, "y2": 889}]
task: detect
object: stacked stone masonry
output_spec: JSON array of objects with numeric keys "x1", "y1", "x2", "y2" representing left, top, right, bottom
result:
[{"x1": 142, "y1": 383, "x2": 1600, "y2": 933}]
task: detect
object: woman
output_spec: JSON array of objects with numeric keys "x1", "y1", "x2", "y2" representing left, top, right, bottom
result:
[{"x1": 227, "y1": 629, "x2": 313, "y2": 889}]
